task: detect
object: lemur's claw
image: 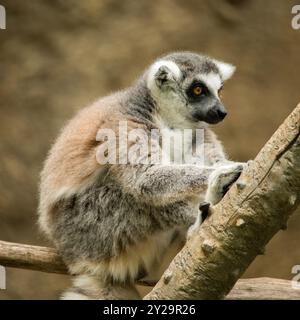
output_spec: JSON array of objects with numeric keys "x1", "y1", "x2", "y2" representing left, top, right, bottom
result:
[{"x1": 199, "y1": 201, "x2": 211, "y2": 222}]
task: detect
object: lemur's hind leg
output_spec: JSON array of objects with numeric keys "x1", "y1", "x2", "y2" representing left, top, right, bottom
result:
[{"x1": 61, "y1": 275, "x2": 141, "y2": 300}]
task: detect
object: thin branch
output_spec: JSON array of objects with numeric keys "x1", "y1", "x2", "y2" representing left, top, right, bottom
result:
[
  {"x1": 0, "y1": 240, "x2": 67, "y2": 274},
  {"x1": 226, "y1": 278, "x2": 300, "y2": 300}
]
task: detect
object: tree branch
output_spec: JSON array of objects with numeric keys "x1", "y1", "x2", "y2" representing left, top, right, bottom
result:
[
  {"x1": 0, "y1": 240, "x2": 67, "y2": 274},
  {"x1": 0, "y1": 104, "x2": 300, "y2": 299},
  {"x1": 226, "y1": 278, "x2": 300, "y2": 300}
]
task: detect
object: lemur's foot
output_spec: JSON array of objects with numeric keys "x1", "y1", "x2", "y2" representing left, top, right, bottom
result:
[
  {"x1": 187, "y1": 202, "x2": 213, "y2": 239},
  {"x1": 199, "y1": 201, "x2": 211, "y2": 222},
  {"x1": 205, "y1": 163, "x2": 245, "y2": 205}
]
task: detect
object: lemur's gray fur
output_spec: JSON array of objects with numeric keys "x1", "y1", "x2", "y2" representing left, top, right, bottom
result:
[{"x1": 39, "y1": 52, "x2": 245, "y2": 299}]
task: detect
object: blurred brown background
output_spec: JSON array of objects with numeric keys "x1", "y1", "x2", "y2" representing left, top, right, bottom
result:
[{"x1": 0, "y1": 0, "x2": 300, "y2": 299}]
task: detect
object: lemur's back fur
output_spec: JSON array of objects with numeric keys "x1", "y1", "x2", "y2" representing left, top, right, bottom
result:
[{"x1": 39, "y1": 52, "x2": 243, "y2": 299}]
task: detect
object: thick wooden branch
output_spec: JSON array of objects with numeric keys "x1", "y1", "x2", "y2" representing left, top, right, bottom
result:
[
  {"x1": 145, "y1": 103, "x2": 300, "y2": 299},
  {"x1": 0, "y1": 104, "x2": 300, "y2": 300},
  {"x1": 0, "y1": 241, "x2": 300, "y2": 299}
]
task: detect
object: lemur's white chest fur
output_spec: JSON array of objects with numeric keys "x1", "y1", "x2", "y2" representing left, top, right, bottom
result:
[{"x1": 154, "y1": 115, "x2": 205, "y2": 166}]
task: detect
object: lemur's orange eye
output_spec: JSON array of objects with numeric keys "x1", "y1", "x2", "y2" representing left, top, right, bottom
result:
[{"x1": 193, "y1": 86, "x2": 202, "y2": 96}]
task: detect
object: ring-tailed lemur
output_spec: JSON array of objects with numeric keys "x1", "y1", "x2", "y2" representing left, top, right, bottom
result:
[{"x1": 39, "y1": 52, "x2": 245, "y2": 299}]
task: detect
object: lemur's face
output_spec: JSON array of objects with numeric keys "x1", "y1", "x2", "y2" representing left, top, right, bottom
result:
[{"x1": 147, "y1": 52, "x2": 235, "y2": 127}]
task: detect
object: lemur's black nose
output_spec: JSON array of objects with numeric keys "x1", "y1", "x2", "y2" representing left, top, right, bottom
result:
[
  {"x1": 201, "y1": 102, "x2": 228, "y2": 124},
  {"x1": 217, "y1": 109, "x2": 227, "y2": 120}
]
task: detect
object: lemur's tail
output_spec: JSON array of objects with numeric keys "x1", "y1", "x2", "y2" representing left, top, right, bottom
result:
[{"x1": 61, "y1": 274, "x2": 141, "y2": 300}]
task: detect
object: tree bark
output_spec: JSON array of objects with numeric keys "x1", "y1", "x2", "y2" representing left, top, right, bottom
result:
[
  {"x1": 145, "y1": 103, "x2": 300, "y2": 299},
  {"x1": 0, "y1": 240, "x2": 67, "y2": 274},
  {"x1": 226, "y1": 278, "x2": 300, "y2": 300},
  {"x1": 0, "y1": 104, "x2": 300, "y2": 300}
]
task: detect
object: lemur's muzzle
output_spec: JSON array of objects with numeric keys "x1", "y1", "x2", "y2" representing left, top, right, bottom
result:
[{"x1": 206, "y1": 102, "x2": 227, "y2": 124}]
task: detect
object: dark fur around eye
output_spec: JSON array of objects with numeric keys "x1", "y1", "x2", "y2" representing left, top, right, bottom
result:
[{"x1": 187, "y1": 81, "x2": 209, "y2": 100}]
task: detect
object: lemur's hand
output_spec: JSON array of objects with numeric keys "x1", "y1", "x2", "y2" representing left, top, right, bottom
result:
[
  {"x1": 205, "y1": 163, "x2": 245, "y2": 205},
  {"x1": 187, "y1": 162, "x2": 245, "y2": 240}
]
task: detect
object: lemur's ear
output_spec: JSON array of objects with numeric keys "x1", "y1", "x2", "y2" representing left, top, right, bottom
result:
[
  {"x1": 147, "y1": 60, "x2": 181, "y2": 90},
  {"x1": 154, "y1": 65, "x2": 174, "y2": 88},
  {"x1": 214, "y1": 60, "x2": 236, "y2": 81}
]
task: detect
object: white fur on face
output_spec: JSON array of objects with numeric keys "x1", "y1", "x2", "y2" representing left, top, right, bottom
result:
[
  {"x1": 213, "y1": 60, "x2": 236, "y2": 81},
  {"x1": 197, "y1": 72, "x2": 222, "y2": 96},
  {"x1": 147, "y1": 60, "x2": 188, "y2": 128}
]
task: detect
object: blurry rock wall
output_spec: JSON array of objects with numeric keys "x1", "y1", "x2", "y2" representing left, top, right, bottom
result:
[{"x1": 0, "y1": 0, "x2": 300, "y2": 299}]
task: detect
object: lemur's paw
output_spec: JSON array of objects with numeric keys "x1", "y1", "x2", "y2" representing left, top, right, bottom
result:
[
  {"x1": 187, "y1": 202, "x2": 213, "y2": 239},
  {"x1": 199, "y1": 201, "x2": 211, "y2": 222},
  {"x1": 205, "y1": 163, "x2": 244, "y2": 205}
]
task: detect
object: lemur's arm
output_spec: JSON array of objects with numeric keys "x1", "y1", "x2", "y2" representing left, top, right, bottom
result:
[
  {"x1": 202, "y1": 129, "x2": 229, "y2": 166},
  {"x1": 111, "y1": 164, "x2": 214, "y2": 206},
  {"x1": 109, "y1": 128, "x2": 244, "y2": 206},
  {"x1": 195, "y1": 129, "x2": 245, "y2": 204}
]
